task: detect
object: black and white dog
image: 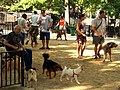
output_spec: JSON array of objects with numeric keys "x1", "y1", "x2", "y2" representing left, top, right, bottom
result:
[
  {"x1": 60, "y1": 65, "x2": 83, "y2": 84},
  {"x1": 25, "y1": 68, "x2": 37, "y2": 90}
]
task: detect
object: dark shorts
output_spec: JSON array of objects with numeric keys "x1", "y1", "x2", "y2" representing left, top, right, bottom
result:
[
  {"x1": 40, "y1": 31, "x2": 50, "y2": 40},
  {"x1": 93, "y1": 36, "x2": 104, "y2": 44},
  {"x1": 76, "y1": 34, "x2": 86, "y2": 44}
]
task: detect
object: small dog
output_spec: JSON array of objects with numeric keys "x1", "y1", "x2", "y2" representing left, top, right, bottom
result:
[
  {"x1": 102, "y1": 42, "x2": 118, "y2": 62},
  {"x1": 25, "y1": 68, "x2": 37, "y2": 90},
  {"x1": 42, "y1": 53, "x2": 63, "y2": 79},
  {"x1": 56, "y1": 33, "x2": 62, "y2": 40},
  {"x1": 60, "y1": 65, "x2": 83, "y2": 84}
]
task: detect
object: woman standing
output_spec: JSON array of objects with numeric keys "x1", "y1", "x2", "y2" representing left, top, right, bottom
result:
[
  {"x1": 76, "y1": 14, "x2": 86, "y2": 58},
  {"x1": 55, "y1": 15, "x2": 67, "y2": 40}
]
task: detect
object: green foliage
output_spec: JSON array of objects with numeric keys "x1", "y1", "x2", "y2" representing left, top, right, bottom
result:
[
  {"x1": 1, "y1": 0, "x2": 120, "y2": 18},
  {"x1": 7, "y1": 0, "x2": 65, "y2": 14}
]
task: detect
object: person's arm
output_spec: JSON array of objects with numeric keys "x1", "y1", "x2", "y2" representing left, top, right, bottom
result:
[
  {"x1": 47, "y1": 15, "x2": 53, "y2": 28},
  {"x1": 23, "y1": 21, "x2": 28, "y2": 30},
  {"x1": 3, "y1": 40, "x2": 18, "y2": 50},
  {"x1": 91, "y1": 20, "x2": 100, "y2": 37},
  {"x1": 76, "y1": 21, "x2": 86, "y2": 37},
  {"x1": 49, "y1": 18, "x2": 53, "y2": 28},
  {"x1": 54, "y1": 22, "x2": 59, "y2": 28}
]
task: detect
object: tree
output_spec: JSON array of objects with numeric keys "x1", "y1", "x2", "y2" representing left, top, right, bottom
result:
[{"x1": 0, "y1": 0, "x2": 20, "y2": 6}]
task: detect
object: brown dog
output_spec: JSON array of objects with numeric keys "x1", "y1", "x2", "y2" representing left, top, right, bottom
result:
[
  {"x1": 42, "y1": 53, "x2": 63, "y2": 79},
  {"x1": 102, "y1": 42, "x2": 118, "y2": 62}
]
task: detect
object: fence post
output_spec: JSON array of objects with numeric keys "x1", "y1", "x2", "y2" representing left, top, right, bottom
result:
[{"x1": 21, "y1": 51, "x2": 24, "y2": 86}]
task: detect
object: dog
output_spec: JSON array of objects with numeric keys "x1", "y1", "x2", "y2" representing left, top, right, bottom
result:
[
  {"x1": 56, "y1": 30, "x2": 65, "y2": 40},
  {"x1": 42, "y1": 53, "x2": 63, "y2": 79},
  {"x1": 102, "y1": 42, "x2": 118, "y2": 62},
  {"x1": 56, "y1": 33, "x2": 62, "y2": 40},
  {"x1": 25, "y1": 68, "x2": 37, "y2": 90},
  {"x1": 60, "y1": 65, "x2": 83, "y2": 84}
]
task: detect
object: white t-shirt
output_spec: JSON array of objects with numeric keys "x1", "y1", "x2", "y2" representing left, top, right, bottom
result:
[
  {"x1": 39, "y1": 15, "x2": 53, "y2": 32},
  {"x1": 29, "y1": 14, "x2": 40, "y2": 26},
  {"x1": 92, "y1": 17, "x2": 106, "y2": 36}
]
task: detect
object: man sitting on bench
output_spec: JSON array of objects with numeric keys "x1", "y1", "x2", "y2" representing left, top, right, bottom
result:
[{"x1": 3, "y1": 25, "x2": 32, "y2": 71}]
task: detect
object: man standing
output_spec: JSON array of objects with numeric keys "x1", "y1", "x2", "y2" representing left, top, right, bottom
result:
[
  {"x1": 39, "y1": 10, "x2": 53, "y2": 49},
  {"x1": 28, "y1": 11, "x2": 39, "y2": 46},
  {"x1": 92, "y1": 10, "x2": 106, "y2": 59},
  {"x1": 18, "y1": 14, "x2": 28, "y2": 45}
]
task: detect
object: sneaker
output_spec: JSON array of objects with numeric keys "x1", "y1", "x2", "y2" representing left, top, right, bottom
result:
[
  {"x1": 39, "y1": 47, "x2": 45, "y2": 50},
  {"x1": 94, "y1": 56, "x2": 98, "y2": 59}
]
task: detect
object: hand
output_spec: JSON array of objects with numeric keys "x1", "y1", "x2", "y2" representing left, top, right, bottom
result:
[
  {"x1": 13, "y1": 46, "x2": 19, "y2": 50},
  {"x1": 82, "y1": 33, "x2": 86, "y2": 37}
]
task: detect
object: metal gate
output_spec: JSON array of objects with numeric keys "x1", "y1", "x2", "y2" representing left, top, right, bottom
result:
[{"x1": 0, "y1": 51, "x2": 24, "y2": 88}]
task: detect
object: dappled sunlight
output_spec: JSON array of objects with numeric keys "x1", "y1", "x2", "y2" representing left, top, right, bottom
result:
[
  {"x1": 59, "y1": 85, "x2": 93, "y2": 90},
  {"x1": 61, "y1": 49, "x2": 77, "y2": 58},
  {"x1": 100, "y1": 68, "x2": 114, "y2": 72},
  {"x1": 100, "y1": 62, "x2": 120, "y2": 72},
  {"x1": 100, "y1": 81, "x2": 120, "y2": 89},
  {"x1": 86, "y1": 44, "x2": 94, "y2": 49},
  {"x1": 57, "y1": 45, "x2": 71, "y2": 48},
  {"x1": 113, "y1": 50, "x2": 120, "y2": 53},
  {"x1": 113, "y1": 61, "x2": 120, "y2": 64},
  {"x1": 107, "y1": 63, "x2": 119, "y2": 67}
]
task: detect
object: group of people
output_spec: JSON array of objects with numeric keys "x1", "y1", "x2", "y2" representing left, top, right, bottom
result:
[
  {"x1": 2, "y1": 9, "x2": 106, "y2": 71},
  {"x1": 76, "y1": 10, "x2": 106, "y2": 59},
  {"x1": 2, "y1": 10, "x2": 53, "y2": 71}
]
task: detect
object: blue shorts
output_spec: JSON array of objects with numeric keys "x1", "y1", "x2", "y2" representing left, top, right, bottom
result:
[{"x1": 40, "y1": 31, "x2": 50, "y2": 40}]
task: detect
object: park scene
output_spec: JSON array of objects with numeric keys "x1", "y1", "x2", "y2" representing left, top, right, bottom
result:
[{"x1": 0, "y1": 0, "x2": 120, "y2": 90}]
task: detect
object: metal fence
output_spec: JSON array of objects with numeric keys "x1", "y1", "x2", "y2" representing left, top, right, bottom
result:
[
  {"x1": 0, "y1": 22, "x2": 14, "y2": 36},
  {"x1": 0, "y1": 51, "x2": 24, "y2": 88}
]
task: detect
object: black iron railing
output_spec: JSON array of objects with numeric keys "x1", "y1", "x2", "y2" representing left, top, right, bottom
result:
[{"x1": 0, "y1": 51, "x2": 24, "y2": 88}]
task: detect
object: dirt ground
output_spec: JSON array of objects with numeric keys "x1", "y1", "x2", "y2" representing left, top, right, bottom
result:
[
  {"x1": 24, "y1": 34, "x2": 120, "y2": 90},
  {"x1": 0, "y1": 34, "x2": 120, "y2": 90}
]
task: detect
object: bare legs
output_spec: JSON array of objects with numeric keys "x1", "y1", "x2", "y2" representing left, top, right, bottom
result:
[
  {"x1": 94, "y1": 44, "x2": 103, "y2": 59},
  {"x1": 41, "y1": 40, "x2": 50, "y2": 49},
  {"x1": 77, "y1": 41, "x2": 86, "y2": 58}
]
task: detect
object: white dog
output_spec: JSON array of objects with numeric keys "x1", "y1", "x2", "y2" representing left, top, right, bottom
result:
[
  {"x1": 25, "y1": 68, "x2": 37, "y2": 90},
  {"x1": 60, "y1": 65, "x2": 83, "y2": 84}
]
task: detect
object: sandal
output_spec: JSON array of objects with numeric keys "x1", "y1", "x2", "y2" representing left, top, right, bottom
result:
[{"x1": 39, "y1": 47, "x2": 45, "y2": 50}]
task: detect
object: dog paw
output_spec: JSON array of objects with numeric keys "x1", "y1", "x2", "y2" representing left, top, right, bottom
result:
[{"x1": 77, "y1": 82, "x2": 80, "y2": 84}]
